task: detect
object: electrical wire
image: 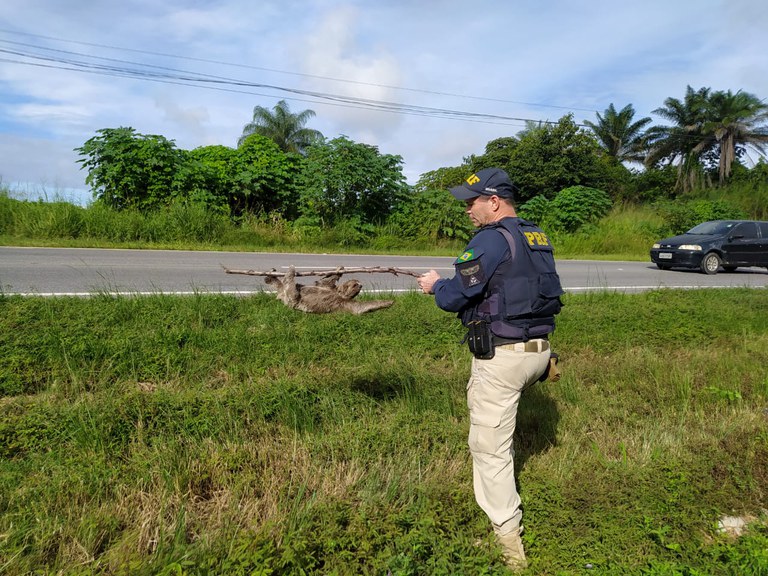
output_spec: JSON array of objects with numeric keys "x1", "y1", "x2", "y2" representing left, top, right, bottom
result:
[
  {"x1": 0, "y1": 32, "x2": 602, "y2": 130},
  {"x1": 0, "y1": 28, "x2": 598, "y2": 113},
  {"x1": 2, "y1": 30, "x2": 741, "y2": 146}
]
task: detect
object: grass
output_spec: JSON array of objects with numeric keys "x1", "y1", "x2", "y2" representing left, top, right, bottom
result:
[
  {"x1": 0, "y1": 194, "x2": 467, "y2": 257},
  {"x1": 1, "y1": 289, "x2": 767, "y2": 575},
  {"x1": 0, "y1": 191, "x2": 673, "y2": 259},
  {"x1": 551, "y1": 203, "x2": 666, "y2": 260}
]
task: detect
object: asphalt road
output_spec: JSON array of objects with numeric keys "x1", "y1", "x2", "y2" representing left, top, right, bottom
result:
[{"x1": 1, "y1": 246, "x2": 767, "y2": 296}]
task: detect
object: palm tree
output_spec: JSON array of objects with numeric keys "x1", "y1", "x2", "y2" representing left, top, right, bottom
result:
[
  {"x1": 238, "y1": 100, "x2": 324, "y2": 153},
  {"x1": 702, "y1": 89, "x2": 768, "y2": 184},
  {"x1": 645, "y1": 86, "x2": 712, "y2": 192},
  {"x1": 645, "y1": 86, "x2": 768, "y2": 191},
  {"x1": 516, "y1": 120, "x2": 549, "y2": 138},
  {"x1": 583, "y1": 103, "x2": 652, "y2": 163}
]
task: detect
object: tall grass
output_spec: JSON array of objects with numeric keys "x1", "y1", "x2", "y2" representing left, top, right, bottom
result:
[
  {"x1": 552, "y1": 203, "x2": 666, "y2": 260},
  {"x1": 1, "y1": 289, "x2": 767, "y2": 574},
  {"x1": 1, "y1": 182, "x2": 767, "y2": 257},
  {"x1": 0, "y1": 193, "x2": 465, "y2": 255},
  {"x1": 696, "y1": 180, "x2": 768, "y2": 221}
]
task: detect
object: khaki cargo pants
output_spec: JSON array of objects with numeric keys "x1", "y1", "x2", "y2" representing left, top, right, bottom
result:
[{"x1": 467, "y1": 339, "x2": 550, "y2": 536}]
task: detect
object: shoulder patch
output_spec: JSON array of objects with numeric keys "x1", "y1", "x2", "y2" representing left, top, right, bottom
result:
[
  {"x1": 456, "y1": 259, "x2": 487, "y2": 289},
  {"x1": 456, "y1": 249, "x2": 476, "y2": 263}
]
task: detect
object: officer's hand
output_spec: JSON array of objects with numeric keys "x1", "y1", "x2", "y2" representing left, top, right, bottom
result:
[{"x1": 417, "y1": 270, "x2": 441, "y2": 294}]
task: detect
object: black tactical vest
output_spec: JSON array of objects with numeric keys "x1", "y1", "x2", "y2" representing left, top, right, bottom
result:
[{"x1": 461, "y1": 218, "x2": 564, "y2": 340}]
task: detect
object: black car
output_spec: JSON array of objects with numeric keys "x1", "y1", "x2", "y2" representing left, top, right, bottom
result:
[{"x1": 650, "y1": 220, "x2": 768, "y2": 274}]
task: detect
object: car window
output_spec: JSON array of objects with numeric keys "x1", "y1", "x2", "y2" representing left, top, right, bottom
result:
[
  {"x1": 732, "y1": 222, "x2": 758, "y2": 239},
  {"x1": 687, "y1": 221, "x2": 737, "y2": 234},
  {"x1": 759, "y1": 223, "x2": 768, "y2": 238}
]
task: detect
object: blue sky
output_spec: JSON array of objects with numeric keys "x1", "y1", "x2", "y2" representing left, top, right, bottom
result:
[{"x1": 1, "y1": 0, "x2": 767, "y2": 205}]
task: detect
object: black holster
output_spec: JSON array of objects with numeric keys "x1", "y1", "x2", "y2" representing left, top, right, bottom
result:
[{"x1": 466, "y1": 320, "x2": 495, "y2": 359}]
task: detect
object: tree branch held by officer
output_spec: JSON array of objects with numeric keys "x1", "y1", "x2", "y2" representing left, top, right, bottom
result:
[{"x1": 417, "y1": 168, "x2": 564, "y2": 572}]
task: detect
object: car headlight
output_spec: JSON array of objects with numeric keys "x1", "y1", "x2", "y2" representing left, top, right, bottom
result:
[
  {"x1": 652, "y1": 243, "x2": 661, "y2": 249},
  {"x1": 679, "y1": 244, "x2": 702, "y2": 251}
]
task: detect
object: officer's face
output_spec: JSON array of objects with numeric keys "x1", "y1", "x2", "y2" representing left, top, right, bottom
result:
[{"x1": 465, "y1": 195, "x2": 495, "y2": 227}]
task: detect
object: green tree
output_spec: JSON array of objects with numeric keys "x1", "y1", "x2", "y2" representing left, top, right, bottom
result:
[
  {"x1": 388, "y1": 187, "x2": 472, "y2": 241},
  {"x1": 519, "y1": 186, "x2": 612, "y2": 233},
  {"x1": 516, "y1": 120, "x2": 550, "y2": 138},
  {"x1": 299, "y1": 136, "x2": 408, "y2": 224},
  {"x1": 468, "y1": 137, "x2": 520, "y2": 173},
  {"x1": 503, "y1": 114, "x2": 615, "y2": 202},
  {"x1": 702, "y1": 89, "x2": 768, "y2": 184},
  {"x1": 645, "y1": 86, "x2": 712, "y2": 193},
  {"x1": 548, "y1": 186, "x2": 613, "y2": 232},
  {"x1": 186, "y1": 137, "x2": 303, "y2": 217},
  {"x1": 412, "y1": 166, "x2": 467, "y2": 193},
  {"x1": 183, "y1": 144, "x2": 237, "y2": 213},
  {"x1": 76, "y1": 127, "x2": 185, "y2": 210},
  {"x1": 627, "y1": 164, "x2": 678, "y2": 203},
  {"x1": 389, "y1": 167, "x2": 474, "y2": 241},
  {"x1": 238, "y1": 99, "x2": 324, "y2": 153},
  {"x1": 646, "y1": 86, "x2": 768, "y2": 191},
  {"x1": 228, "y1": 135, "x2": 303, "y2": 217},
  {"x1": 583, "y1": 103, "x2": 652, "y2": 163}
]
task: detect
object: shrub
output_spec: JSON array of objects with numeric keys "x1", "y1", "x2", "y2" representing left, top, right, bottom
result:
[
  {"x1": 322, "y1": 216, "x2": 376, "y2": 247},
  {"x1": 550, "y1": 186, "x2": 612, "y2": 232},
  {"x1": 388, "y1": 188, "x2": 472, "y2": 241},
  {"x1": 0, "y1": 188, "x2": 16, "y2": 234},
  {"x1": 654, "y1": 199, "x2": 746, "y2": 235},
  {"x1": 627, "y1": 165, "x2": 678, "y2": 203},
  {"x1": 517, "y1": 195, "x2": 551, "y2": 227}
]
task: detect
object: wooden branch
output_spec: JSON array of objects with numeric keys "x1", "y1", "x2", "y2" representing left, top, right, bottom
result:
[{"x1": 223, "y1": 265, "x2": 421, "y2": 278}]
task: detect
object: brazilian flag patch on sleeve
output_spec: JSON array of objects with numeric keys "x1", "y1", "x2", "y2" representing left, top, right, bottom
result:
[
  {"x1": 454, "y1": 247, "x2": 486, "y2": 289},
  {"x1": 456, "y1": 249, "x2": 476, "y2": 263}
]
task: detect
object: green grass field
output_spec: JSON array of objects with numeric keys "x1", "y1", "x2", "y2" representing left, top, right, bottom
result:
[{"x1": 1, "y1": 288, "x2": 767, "y2": 575}]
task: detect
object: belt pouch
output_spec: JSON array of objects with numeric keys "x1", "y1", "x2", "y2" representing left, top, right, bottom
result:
[
  {"x1": 537, "y1": 352, "x2": 561, "y2": 383},
  {"x1": 467, "y1": 320, "x2": 495, "y2": 359}
]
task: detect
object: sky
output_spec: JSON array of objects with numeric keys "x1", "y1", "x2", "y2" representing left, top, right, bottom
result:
[{"x1": 1, "y1": 0, "x2": 767, "y2": 205}]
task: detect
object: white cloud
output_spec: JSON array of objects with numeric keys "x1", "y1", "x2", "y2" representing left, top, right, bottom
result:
[
  {"x1": 300, "y1": 5, "x2": 404, "y2": 138},
  {"x1": 151, "y1": 90, "x2": 211, "y2": 143},
  {"x1": 0, "y1": 133, "x2": 86, "y2": 191}
]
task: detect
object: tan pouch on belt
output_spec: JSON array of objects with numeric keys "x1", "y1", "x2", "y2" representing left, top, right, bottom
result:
[
  {"x1": 537, "y1": 352, "x2": 561, "y2": 384},
  {"x1": 547, "y1": 355, "x2": 561, "y2": 382}
]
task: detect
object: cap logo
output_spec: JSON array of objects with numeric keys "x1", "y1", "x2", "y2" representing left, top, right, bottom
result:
[
  {"x1": 485, "y1": 187, "x2": 497, "y2": 193},
  {"x1": 466, "y1": 174, "x2": 480, "y2": 185}
]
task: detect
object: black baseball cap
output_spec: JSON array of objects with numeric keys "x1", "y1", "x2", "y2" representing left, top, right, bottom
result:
[{"x1": 449, "y1": 168, "x2": 516, "y2": 201}]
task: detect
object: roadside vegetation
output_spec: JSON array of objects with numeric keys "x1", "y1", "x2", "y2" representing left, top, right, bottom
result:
[
  {"x1": 4, "y1": 86, "x2": 768, "y2": 259},
  {"x1": 2, "y1": 89, "x2": 768, "y2": 574},
  {"x1": 0, "y1": 184, "x2": 763, "y2": 260},
  {"x1": 1, "y1": 289, "x2": 766, "y2": 575}
]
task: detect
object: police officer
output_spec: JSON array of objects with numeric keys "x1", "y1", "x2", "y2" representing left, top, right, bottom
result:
[{"x1": 417, "y1": 167, "x2": 563, "y2": 571}]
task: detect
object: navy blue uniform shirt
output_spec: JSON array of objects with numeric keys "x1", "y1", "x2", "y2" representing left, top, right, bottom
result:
[{"x1": 433, "y1": 220, "x2": 513, "y2": 313}]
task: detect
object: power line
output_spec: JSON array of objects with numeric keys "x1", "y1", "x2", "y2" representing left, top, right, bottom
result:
[
  {"x1": 2, "y1": 40, "x2": 737, "y2": 149},
  {"x1": 0, "y1": 41, "x2": 569, "y2": 127},
  {"x1": 0, "y1": 28, "x2": 599, "y2": 114},
  {"x1": 0, "y1": 55, "x2": 536, "y2": 129}
]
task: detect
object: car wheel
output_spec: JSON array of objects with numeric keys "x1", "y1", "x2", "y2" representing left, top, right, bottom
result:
[
  {"x1": 656, "y1": 263, "x2": 671, "y2": 270},
  {"x1": 700, "y1": 252, "x2": 721, "y2": 275},
  {"x1": 723, "y1": 265, "x2": 738, "y2": 272}
]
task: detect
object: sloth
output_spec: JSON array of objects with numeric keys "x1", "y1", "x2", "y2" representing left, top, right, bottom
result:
[{"x1": 264, "y1": 266, "x2": 394, "y2": 315}]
